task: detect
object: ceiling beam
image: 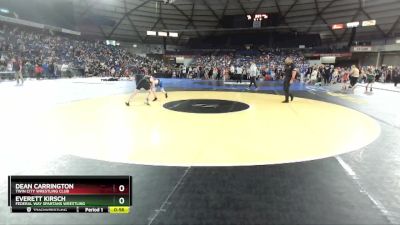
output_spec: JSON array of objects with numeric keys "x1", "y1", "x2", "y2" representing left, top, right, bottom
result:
[
  {"x1": 124, "y1": 0, "x2": 144, "y2": 42},
  {"x1": 386, "y1": 15, "x2": 400, "y2": 37},
  {"x1": 316, "y1": 0, "x2": 339, "y2": 40},
  {"x1": 339, "y1": 9, "x2": 361, "y2": 41},
  {"x1": 283, "y1": 0, "x2": 299, "y2": 18},
  {"x1": 320, "y1": 16, "x2": 339, "y2": 40},
  {"x1": 159, "y1": 2, "x2": 168, "y2": 30},
  {"x1": 126, "y1": 16, "x2": 145, "y2": 42},
  {"x1": 88, "y1": 0, "x2": 373, "y2": 20},
  {"x1": 303, "y1": 0, "x2": 339, "y2": 41},
  {"x1": 176, "y1": 2, "x2": 198, "y2": 44},
  {"x1": 360, "y1": 8, "x2": 387, "y2": 38},
  {"x1": 237, "y1": 0, "x2": 249, "y2": 15},
  {"x1": 80, "y1": 0, "x2": 96, "y2": 17},
  {"x1": 213, "y1": 0, "x2": 230, "y2": 29},
  {"x1": 253, "y1": 0, "x2": 266, "y2": 14},
  {"x1": 125, "y1": 0, "x2": 154, "y2": 16},
  {"x1": 170, "y1": 4, "x2": 202, "y2": 38},
  {"x1": 82, "y1": 0, "x2": 107, "y2": 38},
  {"x1": 144, "y1": 17, "x2": 161, "y2": 42},
  {"x1": 274, "y1": 0, "x2": 295, "y2": 33},
  {"x1": 202, "y1": 0, "x2": 230, "y2": 40},
  {"x1": 108, "y1": 0, "x2": 153, "y2": 38},
  {"x1": 143, "y1": 1, "x2": 164, "y2": 42},
  {"x1": 306, "y1": 0, "x2": 338, "y2": 33},
  {"x1": 200, "y1": 0, "x2": 221, "y2": 23}
]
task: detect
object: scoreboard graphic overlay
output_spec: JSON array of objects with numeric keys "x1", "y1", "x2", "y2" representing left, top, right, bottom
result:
[{"x1": 8, "y1": 176, "x2": 132, "y2": 213}]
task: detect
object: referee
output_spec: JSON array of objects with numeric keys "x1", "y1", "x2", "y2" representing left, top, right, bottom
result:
[
  {"x1": 247, "y1": 62, "x2": 258, "y2": 90},
  {"x1": 282, "y1": 57, "x2": 297, "y2": 103}
]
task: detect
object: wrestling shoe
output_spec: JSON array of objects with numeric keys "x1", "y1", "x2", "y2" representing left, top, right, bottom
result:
[
  {"x1": 165, "y1": 93, "x2": 168, "y2": 98},
  {"x1": 125, "y1": 102, "x2": 130, "y2": 107},
  {"x1": 282, "y1": 101, "x2": 289, "y2": 103},
  {"x1": 153, "y1": 97, "x2": 158, "y2": 102},
  {"x1": 290, "y1": 94, "x2": 294, "y2": 102}
]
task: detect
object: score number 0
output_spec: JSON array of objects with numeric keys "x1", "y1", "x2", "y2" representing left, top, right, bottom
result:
[{"x1": 118, "y1": 185, "x2": 125, "y2": 205}]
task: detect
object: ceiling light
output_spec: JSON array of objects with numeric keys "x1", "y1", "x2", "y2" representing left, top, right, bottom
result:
[
  {"x1": 146, "y1": 31, "x2": 157, "y2": 36},
  {"x1": 331, "y1": 24, "x2": 344, "y2": 30},
  {"x1": 158, "y1": 31, "x2": 168, "y2": 37},
  {"x1": 346, "y1": 21, "x2": 360, "y2": 28},
  {"x1": 362, "y1": 20, "x2": 376, "y2": 27},
  {"x1": 169, "y1": 32, "x2": 178, "y2": 37},
  {"x1": 0, "y1": 8, "x2": 9, "y2": 14}
]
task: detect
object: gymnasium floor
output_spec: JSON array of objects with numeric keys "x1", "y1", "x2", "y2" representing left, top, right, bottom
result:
[{"x1": 0, "y1": 78, "x2": 399, "y2": 225}]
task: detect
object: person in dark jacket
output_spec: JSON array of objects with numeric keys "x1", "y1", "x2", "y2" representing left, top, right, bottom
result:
[
  {"x1": 13, "y1": 57, "x2": 24, "y2": 85},
  {"x1": 394, "y1": 67, "x2": 399, "y2": 87},
  {"x1": 282, "y1": 57, "x2": 297, "y2": 103}
]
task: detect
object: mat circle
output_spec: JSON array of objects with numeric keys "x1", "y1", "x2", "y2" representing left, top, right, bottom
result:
[{"x1": 163, "y1": 99, "x2": 250, "y2": 114}]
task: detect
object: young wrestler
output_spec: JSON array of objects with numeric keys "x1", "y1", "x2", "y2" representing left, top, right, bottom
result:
[
  {"x1": 151, "y1": 78, "x2": 168, "y2": 102},
  {"x1": 365, "y1": 67, "x2": 375, "y2": 92},
  {"x1": 125, "y1": 75, "x2": 156, "y2": 106}
]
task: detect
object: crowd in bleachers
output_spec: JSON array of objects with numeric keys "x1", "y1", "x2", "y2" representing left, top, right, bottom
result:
[
  {"x1": 0, "y1": 22, "x2": 165, "y2": 79},
  {"x1": 1, "y1": 22, "x2": 399, "y2": 88},
  {"x1": 304, "y1": 64, "x2": 400, "y2": 91},
  {"x1": 0, "y1": 22, "x2": 310, "y2": 81},
  {"x1": 0, "y1": 24, "x2": 309, "y2": 82},
  {"x1": 173, "y1": 49, "x2": 308, "y2": 80}
]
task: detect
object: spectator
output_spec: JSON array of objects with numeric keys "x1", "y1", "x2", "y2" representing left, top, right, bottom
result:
[
  {"x1": 365, "y1": 67, "x2": 375, "y2": 92},
  {"x1": 247, "y1": 62, "x2": 258, "y2": 90},
  {"x1": 349, "y1": 65, "x2": 360, "y2": 89},
  {"x1": 394, "y1": 68, "x2": 399, "y2": 87},
  {"x1": 13, "y1": 57, "x2": 24, "y2": 85},
  {"x1": 34, "y1": 64, "x2": 43, "y2": 79}
]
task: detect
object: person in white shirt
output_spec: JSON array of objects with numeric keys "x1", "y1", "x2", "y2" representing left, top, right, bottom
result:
[
  {"x1": 230, "y1": 65, "x2": 235, "y2": 77},
  {"x1": 307, "y1": 67, "x2": 318, "y2": 85},
  {"x1": 349, "y1": 65, "x2": 360, "y2": 88},
  {"x1": 7, "y1": 60, "x2": 13, "y2": 72},
  {"x1": 236, "y1": 66, "x2": 243, "y2": 83},
  {"x1": 331, "y1": 67, "x2": 339, "y2": 84},
  {"x1": 247, "y1": 62, "x2": 258, "y2": 90},
  {"x1": 182, "y1": 66, "x2": 186, "y2": 78}
]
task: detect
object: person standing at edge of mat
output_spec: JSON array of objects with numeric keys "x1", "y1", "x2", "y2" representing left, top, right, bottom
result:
[
  {"x1": 13, "y1": 57, "x2": 24, "y2": 85},
  {"x1": 247, "y1": 62, "x2": 258, "y2": 90},
  {"x1": 393, "y1": 67, "x2": 399, "y2": 87},
  {"x1": 349, "y1": 65, "x2": 360, "y2": 91},
  {"x1": 323, "y1": 64, "x2": 330, "y2": 85},
  {"x1": 282, "y1": 57, "x2": 297, "y2": 103},
  {"x1": 236, "y1": 65, "x2": 243, "y2": 84}
]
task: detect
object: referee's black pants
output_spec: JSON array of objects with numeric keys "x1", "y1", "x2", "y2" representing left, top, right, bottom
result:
[
  {"x1": 323, "y1": 75, "x2": 329, "y2": 85},
  {"x1": 350, "y1": 76, "x2": 358, "y2": 87},
  {"x1": 283, "y1": 78, "x2": 292, "y2": 102},
  {"x1": 249, "y1": 76, "x2": 257, "y2": 88}
]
